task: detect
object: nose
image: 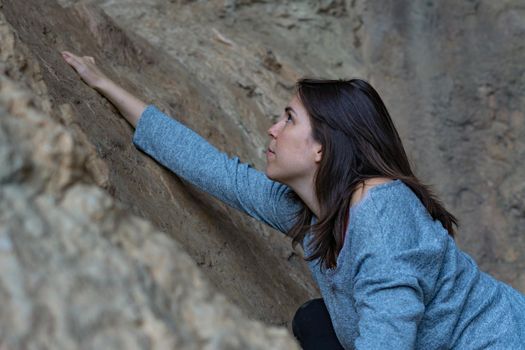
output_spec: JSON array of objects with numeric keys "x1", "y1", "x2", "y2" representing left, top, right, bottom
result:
[{"x1": 267, "y1": 119, "x2": 283, "y2": 138}]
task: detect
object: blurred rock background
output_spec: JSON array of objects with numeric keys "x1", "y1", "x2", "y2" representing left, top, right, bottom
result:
[{"x1": 0, "y1": 0, "x2": 523, "y2": 349}]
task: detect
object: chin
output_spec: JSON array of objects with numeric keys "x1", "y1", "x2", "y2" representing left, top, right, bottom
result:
[
  {"x1": 265, "y1": 167, "x2": 278, "y2": 181},
  {"x1": 266, "y1": 171, "x2": 288, "y2": 187}
]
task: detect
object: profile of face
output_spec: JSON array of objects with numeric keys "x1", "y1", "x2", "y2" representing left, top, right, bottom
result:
[{"x1": 265, "y1": 94, "x2": 323, "y2": 186}]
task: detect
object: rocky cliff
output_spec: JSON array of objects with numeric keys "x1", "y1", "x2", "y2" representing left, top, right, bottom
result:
[{"x1": 0, "y1": 0, "x2": 523, "y2": 349}]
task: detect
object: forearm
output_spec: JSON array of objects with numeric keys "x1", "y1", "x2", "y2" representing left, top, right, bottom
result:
[{"x1": 96, "y1": 79, "x2": 147, "y2": 128}]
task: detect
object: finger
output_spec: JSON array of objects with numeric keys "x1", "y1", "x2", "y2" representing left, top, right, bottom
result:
[
  {"x1": 62, "y1": 52, "x2": 82, "y2": 67},
  {"x1": 61, "y1": 51, "x2": 74, "y2": 62},
  {"x1": 61, "y1": 52, "x2": 73, "y2": 64},
  {"x1": 86, "y1": 57, "x2": 95, "y2": 64},
  {"x1": 62, "y1": 51, "x2": 83, "y2": 62},
  {"x1": 61, "y1": 51, "x2": 78, "y2": 59}
]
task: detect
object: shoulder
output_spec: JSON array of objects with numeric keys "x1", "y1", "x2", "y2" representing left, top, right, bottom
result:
[
  {"x1": 365, "y1": 179, "x2": 435, "y2": 223},
  {"x1": 351, "y1": 179, "x2": 449, "y2": 251}
]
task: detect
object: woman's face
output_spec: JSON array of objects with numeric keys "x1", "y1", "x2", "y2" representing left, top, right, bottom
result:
[{"x1": 265, "y1": 94, "x2": 322, "y2": 185}]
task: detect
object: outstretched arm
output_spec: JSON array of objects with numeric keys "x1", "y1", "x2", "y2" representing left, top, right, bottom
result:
[{"x1": 61, "y1": 50, "x2": 303, "y2": 234}]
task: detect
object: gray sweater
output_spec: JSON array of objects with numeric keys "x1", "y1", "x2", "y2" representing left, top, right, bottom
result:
[{"x1": 132, "y1": 104, "x2": 525, "y2": 349}]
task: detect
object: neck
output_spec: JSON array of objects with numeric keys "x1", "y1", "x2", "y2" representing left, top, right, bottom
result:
[{"x1": 286, "y1": 175, "x2": 321, "y2": 219}]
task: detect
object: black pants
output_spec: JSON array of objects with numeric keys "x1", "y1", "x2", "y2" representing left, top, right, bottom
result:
[{"x1": 292, "y1": 298, "x2": 345, "y2": 349}]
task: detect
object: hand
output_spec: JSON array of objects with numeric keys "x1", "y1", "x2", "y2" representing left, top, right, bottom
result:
[{"x1": 61, "y1": 50, "x2": 110, "y2": 90}]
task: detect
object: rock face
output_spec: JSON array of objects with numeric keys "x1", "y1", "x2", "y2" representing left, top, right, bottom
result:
[
  {"x1": 0, "y1": 0, "x2": 523, "y2": 348},
  {"x1": 0, "y1": 3, "x2": 302, "y2": 349}
]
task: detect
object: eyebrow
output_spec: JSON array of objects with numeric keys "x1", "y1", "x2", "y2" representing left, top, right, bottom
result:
[{"x1": 285, "y1": 106, "x2": 296, "y2": 115}]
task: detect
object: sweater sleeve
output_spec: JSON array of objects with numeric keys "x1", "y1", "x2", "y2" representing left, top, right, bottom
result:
[
  {"x1": 132, "y1": 104, "x2": 303, "y2": 234},
  {"x1": 350, "y1": 191, "x2": 445, "y2": 349},
  {"x1": 352, "y1": 265, "x2": 425, "y2": 349}
]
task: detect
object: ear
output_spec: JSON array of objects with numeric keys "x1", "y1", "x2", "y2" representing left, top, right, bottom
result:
[{"x1": 314, "y1": 143, "x2": 322, "y2": 163}]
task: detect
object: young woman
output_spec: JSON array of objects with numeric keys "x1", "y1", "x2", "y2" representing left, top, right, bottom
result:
[{"x1": 61, "y1": 50, "x2": 525, "y2": 349}]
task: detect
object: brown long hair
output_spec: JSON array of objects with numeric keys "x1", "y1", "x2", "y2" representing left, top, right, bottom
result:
[{"x1": 286, "y1": 78, "x2": 459, "y2": 271}]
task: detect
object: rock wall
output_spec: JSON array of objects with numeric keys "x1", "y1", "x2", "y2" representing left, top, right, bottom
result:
[
  {"x1": 0, "y1": 1, "x2": 311, "y2": 348},
  {"x1": 0, "y1": 0, "x2": 524, "y2": 348}
]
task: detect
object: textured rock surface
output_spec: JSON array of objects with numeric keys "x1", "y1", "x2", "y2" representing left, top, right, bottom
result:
[
  {"x1": 1, "y1": 0, "x2": 319, "y2": 338},
  {"x1": 0, "y1": 0, "x2": 524, "y2": 348},
  {"x1": 0, "y1": 7, "x2": 301, "y2": 349}
]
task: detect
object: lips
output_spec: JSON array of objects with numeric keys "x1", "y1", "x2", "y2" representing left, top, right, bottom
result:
[{"x1": 267, "y1": 147, "x2": 275, "y2": 154}]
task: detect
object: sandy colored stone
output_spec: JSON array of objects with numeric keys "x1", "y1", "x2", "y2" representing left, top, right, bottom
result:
[{"x1": 0, "y1": 0, "x2": 524, "y2": 348}]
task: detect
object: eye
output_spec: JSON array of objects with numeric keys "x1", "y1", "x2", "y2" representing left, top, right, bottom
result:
[{"x1": 285, "y1": 113, "x2": 293, "y2": 123}]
